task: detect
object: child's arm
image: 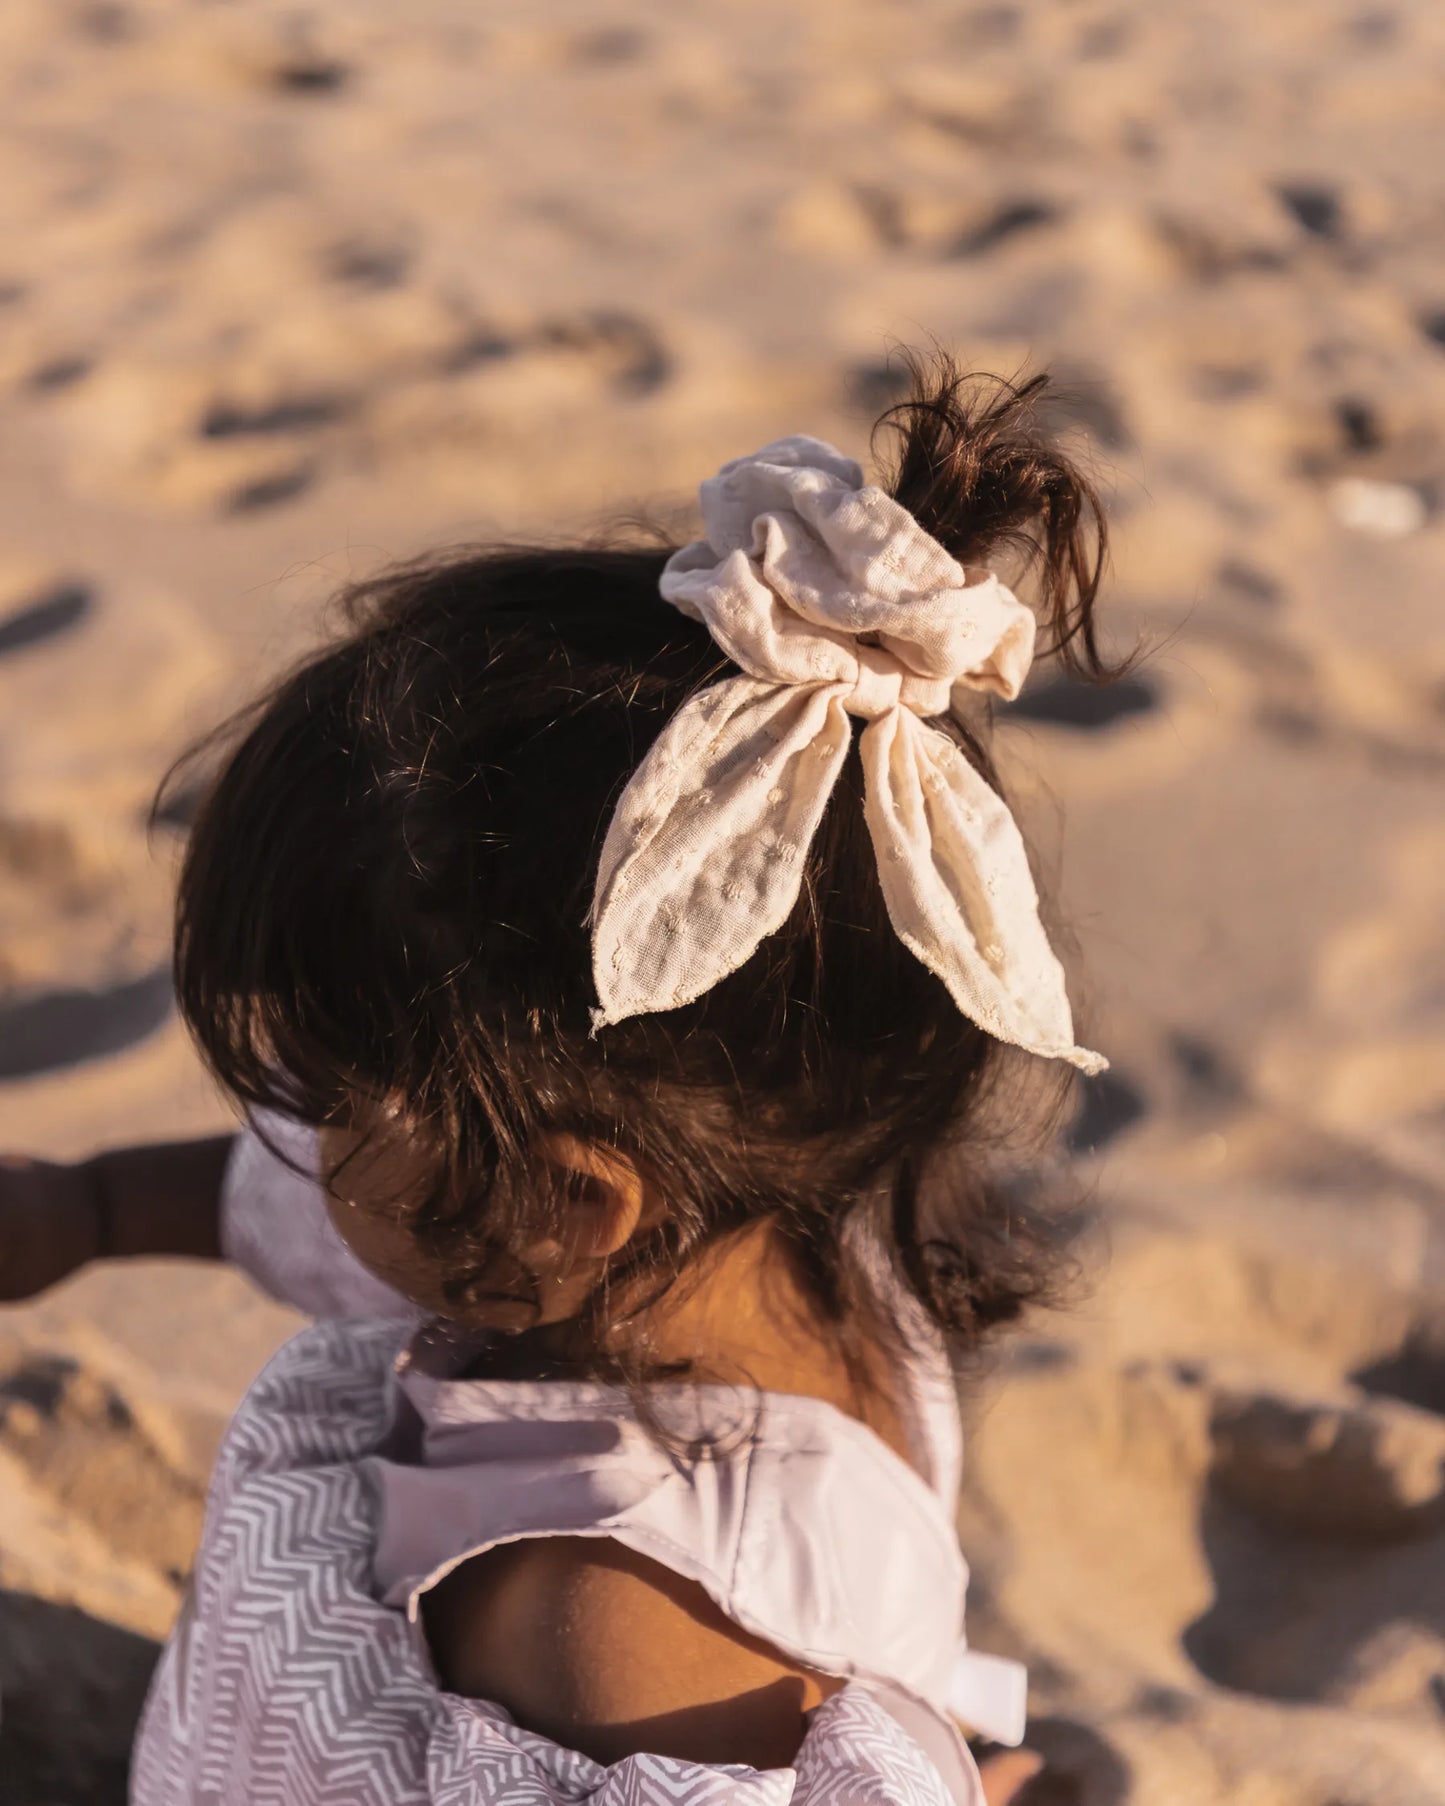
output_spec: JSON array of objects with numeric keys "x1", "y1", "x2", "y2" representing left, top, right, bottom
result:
[
  {"x1": 0, "y1": 1135, "x2": 234, "y2": 1303},
  {"x1": 425, "y1": 1537, "x2": 1043, "y2": 1797},
  {"x1": 423, "y1": 1534, "x2": 838, "y2": 1771}
]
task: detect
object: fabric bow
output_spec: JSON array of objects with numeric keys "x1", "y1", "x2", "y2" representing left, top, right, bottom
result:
[{"x1": 589, "y1": 435, "x2": 1105, "y2": 1073}]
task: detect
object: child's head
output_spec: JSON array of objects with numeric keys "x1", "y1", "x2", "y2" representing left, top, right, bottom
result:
[{"x1": 171, "y1": 355, "x2": 1112, "y2": 1363}]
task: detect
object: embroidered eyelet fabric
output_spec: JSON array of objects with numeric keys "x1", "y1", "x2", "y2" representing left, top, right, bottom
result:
[{"x1": 589, "y1": 434, "x2": 1104, "y2": 1074}]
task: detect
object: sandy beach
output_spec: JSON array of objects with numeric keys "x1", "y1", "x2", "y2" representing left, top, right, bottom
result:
[{"x1": 1, "y1": 1, "x2": 1444, "y2": 1800}]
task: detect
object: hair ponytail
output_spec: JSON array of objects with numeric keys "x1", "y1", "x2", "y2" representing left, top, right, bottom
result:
[{"x1": 878, "y1": 352, "x2": 1115, "y2": 679}]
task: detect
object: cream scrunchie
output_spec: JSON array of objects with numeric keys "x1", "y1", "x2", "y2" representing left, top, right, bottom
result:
[{"x1": 589, "y1": 435, "x2": 1105, "y2": 1073}]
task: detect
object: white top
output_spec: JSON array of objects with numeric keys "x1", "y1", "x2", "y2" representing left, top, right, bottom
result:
[
  {"x1": 218, "y1": 1108, "x2": 413, "y2": 1319},
  {"x1": 136, "y1": 1114, "x2": 1031, "y2": 1806}
]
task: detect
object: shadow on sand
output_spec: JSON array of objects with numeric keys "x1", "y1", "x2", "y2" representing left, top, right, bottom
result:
[
  {"x1": 0, "y1": 1590, "x2": 160, "y2": 1806},
  {"x1": 0, "y1": 967, "x2": 173, "y2": 1080}
]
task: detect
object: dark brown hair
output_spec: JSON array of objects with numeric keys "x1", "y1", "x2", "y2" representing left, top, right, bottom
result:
[{"x1": 167, "y1": 354, "x2": 1114, "y2": 1375}]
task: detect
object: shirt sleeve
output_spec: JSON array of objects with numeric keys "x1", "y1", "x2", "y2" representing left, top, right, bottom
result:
[{"x1": 219, "y1": 1108, "x2": 417, "y2": 1320}]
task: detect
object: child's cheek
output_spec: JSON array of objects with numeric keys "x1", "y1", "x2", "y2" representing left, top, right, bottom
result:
[
  {"x1": 323, "y1": 1185, "x2": 441, "y2": 1307},
  {"x1": 317, "y1": 1124, "x2": 452, "y2": 1313}
]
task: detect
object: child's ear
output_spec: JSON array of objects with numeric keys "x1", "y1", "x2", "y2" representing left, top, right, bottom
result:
[{"x1": 537, "y1": 1135, "x2": 661, "y2": 1263}]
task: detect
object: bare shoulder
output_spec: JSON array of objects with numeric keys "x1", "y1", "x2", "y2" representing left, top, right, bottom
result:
[{"x1": 422, "y1": 1534, "x2": 840, "y2": 1769}]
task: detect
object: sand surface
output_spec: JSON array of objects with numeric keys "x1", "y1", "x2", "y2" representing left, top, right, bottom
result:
[{"x1": 1, "y1": 1, "x2": 1444, "y2": 1800}]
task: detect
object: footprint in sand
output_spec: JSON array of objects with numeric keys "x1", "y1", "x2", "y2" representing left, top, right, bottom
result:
[
  {"x1": 1206, "y1": 1383, "x2": 1445, "y2": 1543},
  {"x1": 268, "y1": 56, "x2": 349, "y2": 96},
  {"x1": 1034, "y1": 368, "x2": 1132, "y2": 453},
  {"x1": 52, "y1": 358, "x2": 326, "y2": 516},
  {"x1": 323, "y1": 234, "x2": 413, "y2": 294},
  {"x1": 1253, "y1": 823, "x2": 1445, "y2": 1181},
  {"x1": 1355, "y1": 1325, "x2": 1445, "y2": 1418},
  {"x1": 1167, "y1": 1033, "x2": 1245, "y2": 1113},
  {"x1": 530, "y1": 312, "x2": 672, "y2": 399},
  {"x1": 1213, "y1": 558, "x2": 1282, "y2": 608},
  {"x1": 0, "y1": 576, "x2": 220, "y2": 1069},
  {"x1": 0, "y1": 965, "x2": 174, "y2": 1081},
  {"x1": 1005, "y1": 673, "x2": 1160, "y2": 732},
  {"x1": 1191, "y1": 364, "x2": 1268, "y2": 402},
  {"x1": 961, "y1": 1204, "x2": 1445, "y2": 1794},
  {"x1": 783, "y1": 176, "x2": 1063, "y2": 264},
  {"x1": 1290, "y1": 381, "x2": 1438, "y2": 493},
  {"x1": 1017, "y1": 1716, "x2": 1132, "y2": 1806},
  {"x1": 0, "y1": 1342, "x2": 201, "y2": 1798},
  {"x1": 1149, "y1": 189, "x2": 1300, "y2": 282},
  {"x1": 26, "y1": 355, "x2": 93, "y2": 394},
  {"x1": 0, "y1": 582, "x2": 93, "y2": 660},
  {"x1": 1183, "y1": 1287, "x2": 1445, "y2": 1716},
  {"x1": 57, "y1": 296, "x2": 675, "y2": 513},
  {"x1": 1067, "y1": 1069, "x2": 1149, "y2": 1156},
  {"x1": 1274, "y1": 181, "x2": 1344, "y2": 242},
  {"x1": 0, "y1": 1345, "x2": 203, "y2": 1603},
  {"x1": 949, "y1": 199, "x2": 1062, "y2": 259},
  {"x1": 70, "y1": 3, "x2": 131, "y2": 46},
  {"x1": 235, "y1": 18, "x2": 351, "y2": 100},
  {"x1": 565, "y1": 26, "x2": 651, "y2": 67},
  {"x1": 1183, "y1": 1378, "x2": 1445, "y2": 1707}
]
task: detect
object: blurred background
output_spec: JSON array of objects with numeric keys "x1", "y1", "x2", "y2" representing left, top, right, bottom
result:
[{"x1": 1, "y1": 2, "x2": 1443, "y2": 1801}]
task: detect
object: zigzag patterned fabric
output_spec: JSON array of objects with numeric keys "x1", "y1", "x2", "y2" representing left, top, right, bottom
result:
[{"x1": 130, "y1": 1319, "x2": 965, "y2": 1806}]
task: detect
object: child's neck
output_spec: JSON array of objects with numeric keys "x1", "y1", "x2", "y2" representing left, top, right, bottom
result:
[{"x1": 520, "y1": 1218, "x2": 914, "y2": 1471}]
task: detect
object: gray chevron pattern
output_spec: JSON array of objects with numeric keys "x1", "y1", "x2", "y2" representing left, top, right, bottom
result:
[{"x1": 131, "y1": 1319, "x2": 964, "y2": 1806}]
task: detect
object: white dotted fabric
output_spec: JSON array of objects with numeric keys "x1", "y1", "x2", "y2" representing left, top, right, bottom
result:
[{"x1": 590, "y1": 435, "x2": 1104, "y2": 1072}]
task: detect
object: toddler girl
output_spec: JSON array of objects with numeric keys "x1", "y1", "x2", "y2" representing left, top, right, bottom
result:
[{"x1": 1, "y1": 358, "x2": 1113, "y2": 1806}]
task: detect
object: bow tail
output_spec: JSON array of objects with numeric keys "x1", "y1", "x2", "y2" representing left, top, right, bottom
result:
[
  {"x1": 591, "y1": 677, "x2": 851, "y2": 1027},
  {"x1": 858, "y1": 710, "x2": 1107, "y2": 1073}
]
